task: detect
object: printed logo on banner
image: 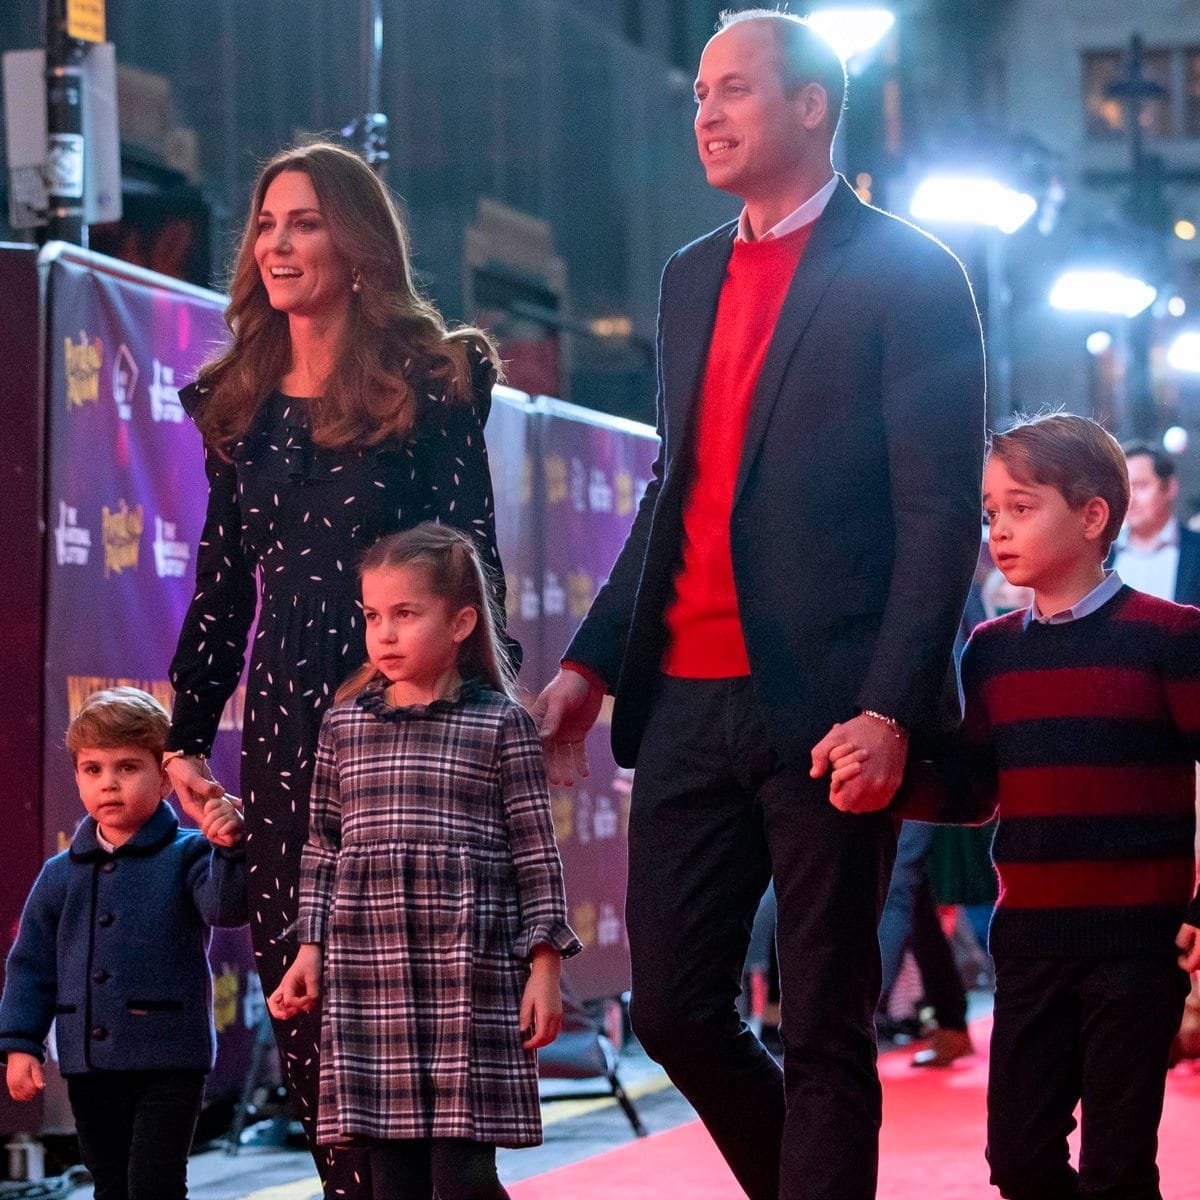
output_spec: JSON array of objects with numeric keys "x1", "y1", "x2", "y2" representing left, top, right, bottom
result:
[
  {"x1": 614, "y1": 470, "x2": 634, "y2": 517},
  {"x1": 64, "y1": 331, "x2": 103, "y2": 409},
  {"x1": 545, "y1": 455, "x2": 567, "y2": 505},
  {"x1": 571, "y1": 458, "x2": 587, "y2": 513},
  {"x1": 153, "y1": 517, "x2": 191, "y2": 578},
  {"x1": 592, "y1": 793, "x2": 618, "y2": 840},
  {"x1": 213, "y1": 964, "x2": 240, "y2": 1034},
  {"x1": 112, "y1": 344, "x2": 138, "y2": 421},
  {"x1": 55, "y1": 502, "x2": 92, "y2": 566},
  {"x1": 572, "y1": 901, "x2": 597, "y2": 948},
  {"x1": 588, "y1": 468, "x2": 613, "y2": 513},
  {"x1": 597, "y1": 902, "x2": 622, "y2": 947},
  {"x1": 568, "y1": 570, "x2": 594, "y2": 619},
  {"x1": 101, "y1": 499, "x2": 144, "y2": 577},
  {"x1": 542, "y1": 571, "x2": 566, "y2": 616},
  {"x1": 552, "y1": 793, "x2": 574, "y2": 842},
  {"x1": 150, "y1": 360, "x2": 185, "y2": 422},
  {"x1": 520, "y1": 576, "x2": 540, "y2": 621}
]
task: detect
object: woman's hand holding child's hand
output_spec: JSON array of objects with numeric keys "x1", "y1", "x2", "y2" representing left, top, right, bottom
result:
[
  {"x1": 810, "y1": 725, "x2": 874, "y2": 805},
  {"x1": 268, "y1": 944, "x2": 323, "y2": 1020},
  {"x1": 1178, "y1": 923, "x2": 1200, "y2": 974},
  {"x1": 520, "y1": 945, "x2": 563, "y2": 1051},
  {"x1": 6, "y1": 1053, "x2": 44, "y2": 1102},
  {"x1": 202, "y1": 796, "x2": 245, "y2": 846}
]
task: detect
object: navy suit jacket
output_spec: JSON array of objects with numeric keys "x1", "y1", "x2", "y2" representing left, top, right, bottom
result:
[
  {"x1": 1176, "y1": 526, "x2": 1200, "y2": 606},
  {"x1": 566, "y1": 178, "x2": 986, "y2": 770}
]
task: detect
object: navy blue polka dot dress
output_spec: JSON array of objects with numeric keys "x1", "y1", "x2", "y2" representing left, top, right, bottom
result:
[{"x1": 166, "y1": 345, "x2": 512, "y2": 1194}]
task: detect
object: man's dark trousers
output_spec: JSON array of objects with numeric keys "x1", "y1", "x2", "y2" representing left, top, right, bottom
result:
[{"x1": 626, "y1": 676, "x2": 899, "y2": 1200}]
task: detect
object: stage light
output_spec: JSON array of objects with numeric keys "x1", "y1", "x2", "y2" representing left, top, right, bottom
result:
[
  {"x1": 806, "y1": 7, "x2": 895, "y2": 65},
  {"x1": 909, "y1": 175, "x2": 1038, "y2": 235},
  {"x1": 1163, "y1": 426, "x2": 1189, "y2": 454},
  {"x1": 1166, "y1": 331, "x2": 1200, "y2": 373},
  {"x1": 1085, "y1": 331, "x2": 1113, "y2": 355},
  {"x1": 1168, "y1": 296, "x2": 1186, "y2": 317},
  {"x1": 1048, "y1": 269, "x2": 1156, "y2": 318},
  {"x1": 1175, "y1": 220, "x2": 1197, "y2": 241}
]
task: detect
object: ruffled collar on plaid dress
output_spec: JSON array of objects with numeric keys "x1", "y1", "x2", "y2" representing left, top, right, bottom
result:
[{"x1": 355, "y1": 674, "x2": 489, "y2": 720}]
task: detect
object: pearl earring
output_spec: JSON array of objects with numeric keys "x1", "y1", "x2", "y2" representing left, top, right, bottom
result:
[{"x1": 351, "y1": 269, "x2": 363, "y2": 293}]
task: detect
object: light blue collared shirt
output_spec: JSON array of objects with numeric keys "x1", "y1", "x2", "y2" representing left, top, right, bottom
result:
[
  {"x1": 1025, "y1": 570, "x2": 1125, "y2": 627},
  {"x1": 736, "y1": 173, "x2": 839, "y2": 242}
]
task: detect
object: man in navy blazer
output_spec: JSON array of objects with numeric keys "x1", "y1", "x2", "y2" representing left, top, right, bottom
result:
[
  {"x1": 1116, "y1": 441, "x2": 1200, "y2": 606},
  {"x1": 533, "y1": 13, "x2": 984, "y2": 1199}
]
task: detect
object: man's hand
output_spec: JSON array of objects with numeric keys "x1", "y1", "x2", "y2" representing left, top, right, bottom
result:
[
  {"x1": 529, "y1": 669, "x2": 605, "y2": 787},
  {"x1": 520, "y1": 945, "x2": 564, "y2": 1050},
  {"x1": 1177, "y1": 923, "x2": 1200, "y2": 974},
  {"x1": 6, "y1": 1053, "x2": 43, "y2": 1102},
  {"x1": 811, "y1": 713, "x2": 908, "y2": 813}
]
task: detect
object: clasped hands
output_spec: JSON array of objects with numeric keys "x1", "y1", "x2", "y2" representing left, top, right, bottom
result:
[{"x1": 809, "y1": 713, "x2": 909, "y2": 814}]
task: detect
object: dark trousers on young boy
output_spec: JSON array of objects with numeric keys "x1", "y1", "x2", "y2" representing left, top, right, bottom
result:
[
  {"x1": 67, "y1": 1069, "x2": 206, "y2": 1200},
  {"x1": 986, "y1": 956, "x2": 1190, "y2": 1200}
]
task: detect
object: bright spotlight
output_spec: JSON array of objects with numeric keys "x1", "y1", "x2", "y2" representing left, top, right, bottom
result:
[
  {"x1": 1175, "y1": 220, "x2": 1197, "y2": 241},
  {"x1": 806, "y1": 8, "x2": 895, "y2": 65},
  {"x1": 1168, "y1": 296, "x2": 1187, "y2": 318},
  {"x1": 910, "y1": 175, "x2": 1038, "y2": 235},
  {"x1": 1167, "y1": 331, "x2": 1200, "y2": 373},
  {"x1": 1163, "y1": 426, "x2": 1189, "y2": 455},
  {"x1": 1085, "y1": 331, "x2": 1113, "y2": 355},
  {"x1": 1048, "y1": 269, "x2": 1156, "y2": 318}
]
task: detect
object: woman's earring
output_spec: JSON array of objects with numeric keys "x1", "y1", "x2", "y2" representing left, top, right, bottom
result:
[{"x1": 351, "y1": 268, "x2": 363, "y2": 294}]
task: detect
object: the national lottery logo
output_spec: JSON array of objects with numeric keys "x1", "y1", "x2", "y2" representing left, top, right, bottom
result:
[
  {"x1": 64, "y1": 331, "x2": 102, "y2": 409},
  {"x1": 149, "y1": 360, "x2": 185, "y2": 423},
  {"x1": 570, "y1": 458, "x2": 587, "y2": 512},
  {"x1": 542, "y1": 570, "x2": 566, "y2": 616},
  {"x1": 520, "y1": 576, "x2": 540, "y2": 621},
  {"x1": 153, "y1": 516, "x2": 191, "y2": 578},
  {"x1": 588, "y1": 468, "x2": 613, "y2": 513},
  {"x1": 112, "y1": 344, "x2": 138, "y2": 421},
  {"x1": 568, "y1": 569, "x2": 594, "y2": 619},
  {"x1": 55, "y1": 502, "x2": 91, "y2": 566},
  {"x1": 596, "y1": 903, "x2": 622, "y2": 947},
  {"x1": 101, "y1": 499, "x2": 144, "y2": 578},
  {"x1": 614, "y1": 469, "x2": 634, "y2": 517},
  {"x1": 592, "y1": 794, "x2": 618, "y2": 840}
]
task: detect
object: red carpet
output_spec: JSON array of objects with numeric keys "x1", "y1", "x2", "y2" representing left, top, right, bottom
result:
[{"x1": 512, "y1": 1020, "x2": 1200, "y2": 1198}]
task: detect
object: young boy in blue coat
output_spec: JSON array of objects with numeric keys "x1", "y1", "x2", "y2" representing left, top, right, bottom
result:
[{"x1": 0, "y1": 687, "x2": 247, "y2": 1200}]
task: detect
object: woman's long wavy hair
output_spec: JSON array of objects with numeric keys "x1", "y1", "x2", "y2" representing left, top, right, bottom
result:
[
  {"x1": 194, "y1": 141, "x2": 498, "y2": 450},
  {"x1": 336, "y1": 523, "x2": 518, "y2": 704}
]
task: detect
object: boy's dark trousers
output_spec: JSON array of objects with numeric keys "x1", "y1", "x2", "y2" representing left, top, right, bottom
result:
[
  {"x1": 624, "y1": 676, "x2": 899, "y2": 1200},
  {"x1": 67, "y1": 1069, "x2": 206, "y2": 1200},
  {"x1": 987, "y1": 955, "x2": 1190, "y2": 1200}
]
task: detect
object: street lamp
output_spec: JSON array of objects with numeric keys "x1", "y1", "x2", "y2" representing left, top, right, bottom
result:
[
  {"x1": 1048, "y1": 268, "x2": 1157, "y2": 319},
  {"x1": 1167, "y1": 331, "x2": 1200, "y2": 373},
  {"x1": 909, "y1": 175, "x2": 1038, "y2": 235},
  {"x1": 805, "y1": 7, "x2": 894, "y2": 69}
]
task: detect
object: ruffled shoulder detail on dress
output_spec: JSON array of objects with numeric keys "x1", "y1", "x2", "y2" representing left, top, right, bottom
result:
[{"x1": 355, "y1": 675, "x2": 490, "y2": 720}]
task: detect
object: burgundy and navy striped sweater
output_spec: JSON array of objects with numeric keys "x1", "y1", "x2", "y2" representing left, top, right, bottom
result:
[{"x1": 899, "y1": 586, "x2": 1200, "y2": 959}]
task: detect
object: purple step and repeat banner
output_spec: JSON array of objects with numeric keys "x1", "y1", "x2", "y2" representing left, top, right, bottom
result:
[
  {"x1": 36, "y1": 249, "x2": 658, "y2": 1053},
  {"x1": 41, "y1": 247, "x2": 260, "y2": 1106}
]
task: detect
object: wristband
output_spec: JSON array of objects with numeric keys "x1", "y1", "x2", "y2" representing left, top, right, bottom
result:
[{"x1": 861, "y1": 709, "x2": 905, "y2": 738}]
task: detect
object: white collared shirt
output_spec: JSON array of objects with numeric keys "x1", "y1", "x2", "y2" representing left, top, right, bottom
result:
[
  {"x1": 1112, "y1": 518, "x2": 1180, "y2": 601},
  {"x1": 736, "y1": 174, "x2": 839, "y2": 243}
]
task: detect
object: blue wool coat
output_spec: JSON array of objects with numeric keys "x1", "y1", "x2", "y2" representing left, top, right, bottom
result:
[{"x1": 0, "y1": 802, "x2": 248, "y2": 1075}]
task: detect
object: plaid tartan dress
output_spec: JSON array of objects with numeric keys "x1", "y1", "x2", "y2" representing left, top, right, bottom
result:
[{"x1": 297, "y1": 679, "x2": 581, "y2": 1147}]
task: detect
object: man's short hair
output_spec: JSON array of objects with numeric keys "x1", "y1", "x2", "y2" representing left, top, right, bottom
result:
[
  {"x1": 66, "y1": 687, "x2": 171, "y2": 763},
  {"x1": 989, "y1": 412, "x2": 1130, "y2": 555},
  {"x1": 1121, "y1": 438, "x2": 1176, "y2": 483},
  {"x1": 716, "y1": 8, "x2": 847, "y2": 131}
]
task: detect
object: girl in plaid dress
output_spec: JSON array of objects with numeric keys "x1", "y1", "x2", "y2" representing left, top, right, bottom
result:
[{"x1": 269, "y1": 523, "x2": 581, "y2": 1200}]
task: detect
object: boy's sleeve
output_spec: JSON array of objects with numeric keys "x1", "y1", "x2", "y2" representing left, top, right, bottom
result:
[
  {"x1": 891, "y1": 635, "x2": 999, "y2": 825},
  {"x1": 187, "y1": 839, "x2": 249, "y2": 928},
  {"x1": 1163, "y1": 605, "x2": 1200, "y2": 926},
  {"x1": 295, "y1": 712, "x2": 342, "y2": 945},
  {"x1": 0, "y1": 864, "x2": 66, "y2": 1062},
  {"x1": 498, "y1": 705, "x2": 583, "y2": 963}
]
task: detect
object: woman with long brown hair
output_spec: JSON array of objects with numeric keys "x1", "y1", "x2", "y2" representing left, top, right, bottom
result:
[{"x1": 163, "y1": 142, "x2": 514, "y2": 1197}]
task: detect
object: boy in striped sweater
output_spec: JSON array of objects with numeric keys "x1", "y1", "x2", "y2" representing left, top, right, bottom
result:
[{"x1": 814, "y1": 412, "x2": 1200, "y2": 1200}]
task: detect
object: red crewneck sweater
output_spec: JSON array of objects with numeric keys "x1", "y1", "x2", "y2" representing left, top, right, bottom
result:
[{"x1": 662, "y1": 222, "x2": 813, "y2": 678}]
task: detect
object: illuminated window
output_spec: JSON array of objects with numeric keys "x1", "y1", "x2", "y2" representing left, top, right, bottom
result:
[{"x1": 1083, "y1": 48, "x2": 1173, "y2": 139}]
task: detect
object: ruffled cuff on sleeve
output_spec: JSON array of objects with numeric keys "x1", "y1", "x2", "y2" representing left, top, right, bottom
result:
[{"x1": 513, "y1": 921, "x2": 584, "y2": 963}]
